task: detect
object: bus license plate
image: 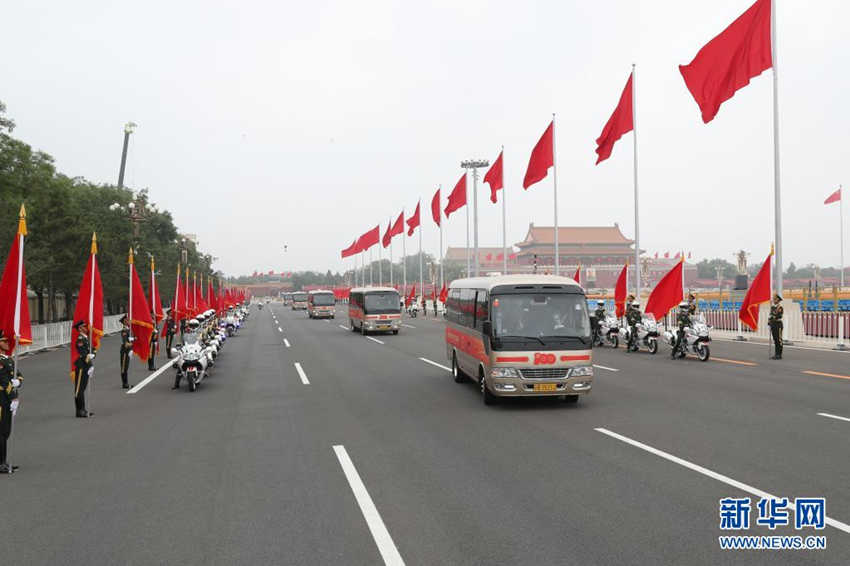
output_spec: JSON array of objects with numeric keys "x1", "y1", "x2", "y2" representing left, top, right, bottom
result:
[{"x1": 533, "y1": 383, "x2": 557, "y2": 392}]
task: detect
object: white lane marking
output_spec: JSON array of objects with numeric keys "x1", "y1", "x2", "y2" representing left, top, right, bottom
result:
[
  {"x1": 127, "y1": 361, "x2": 176, "y2": 394},
  {"x1": 402, "y1": 324, "x2": 416, "y2": 329},
  {"x1": 339, "y1": 324, "x2": 349, "y2": 330},
  {"x1": 593, "y1": 364, "x2": 619, "y2": 372},
  {"x1": 284, "y1": 338, "x2": 291, "y2": 348},
  {"x1": 818, "y1": 412, "x2": 850, "y2": 423},
  {"x1": 278, "y1": 326, "x2": 283, "y2": 332},
  {"x1": 324, "y1": 319, "x2": 330, "y2": 323},
  {"x1": 294, "y1": 362, "x2": 310, "y2": 384},
  {"x1": 366, "y1": 336, "x2": 385, "y2": 345},
  {"x1": 333, "y1": 445, "x2": 405, "y2": 566},
  {"x1": 596, "y1": 427, "x2": 850, "y2": 534},
  {"x1": 419, "y1": 357, "x2": 451, "y2": 372}
]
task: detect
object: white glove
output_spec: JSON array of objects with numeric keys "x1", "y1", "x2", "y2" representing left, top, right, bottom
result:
[
  {"x1": 88, "y1": 367, "x2": 95, "y2": 378},
  {"x1": 128, "y1": 337, "x2": 135, "y2": 343},
  {"x1": 86, "y1": 353, "x2": 95, "y2": 362},
  {"x1": 10, "y1": 399, "x2": 19, "y2": 416},
  {"x1": 11, "y1": 378, "x2": 21, "y2": 388}
]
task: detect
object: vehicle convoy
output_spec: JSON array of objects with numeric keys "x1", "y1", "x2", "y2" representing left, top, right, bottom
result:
[
  {"x1": 349, "y1": 287, "x2": 401, "y2": 335},
  {"x1": 445, "y1": 275, "x2": 593, "y2": 405},
  {"x1": 172, "y1": 320, "x2": 210, "y2": 392},
  {"x1": 663, "y1": 312, "x2": 712, "y2": 361},
  {"x1": 283, "y1": 293, "x2": 293, "y2": 306},
  {"x1": 308, "y1": 290, "x2": 336, "y2": 318},
  {"x1": 291, "y1": 291, "x2": 308, "y2": 310},
  {"x1": 621, "y1": 313, "x2": 660, "y2": 354}
]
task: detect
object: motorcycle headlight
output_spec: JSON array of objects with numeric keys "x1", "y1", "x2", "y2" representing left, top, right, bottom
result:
[
  {"x1": 568, "y1": 366, "x2": 594, "y2": 378},
  {"x1": 490, "y1": 367, "x2": 520, "y2": 378}
]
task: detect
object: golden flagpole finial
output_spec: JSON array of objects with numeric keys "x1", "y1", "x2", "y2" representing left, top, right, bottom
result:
[
  {"x1": 128, "y1": 247, "x2": 134, "y2": 264},
  {"x1": 18, "y1": 203, "x2": 27, "y2": 236},
  {"x1": 770, "y1": 242, "x2": 775, "y2": 255},
  {"x1": 91, "y1": 233, "x2": 98, "y2": 255},
  {"x1": 151, "y1": 255, "x2": 155, "y2": 271}
]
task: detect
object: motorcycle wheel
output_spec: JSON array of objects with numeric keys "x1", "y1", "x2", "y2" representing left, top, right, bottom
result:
[
  {"x1": 610, "y1": 335, "x2": 619, "y2": 349},
  {"x1": 648, "y1": 338, "x2": 658, "y2": 355},
  {"x1": 188, "y1": 374, "x2": 197, "y2": 392},
  {"x1": 697, "y1": 344, "x2": 710, "y2": 362}
]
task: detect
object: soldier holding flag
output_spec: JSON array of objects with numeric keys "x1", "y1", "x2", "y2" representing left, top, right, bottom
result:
[{"x1": 0, "y1": 331, "x2": 22, "y2": 473}]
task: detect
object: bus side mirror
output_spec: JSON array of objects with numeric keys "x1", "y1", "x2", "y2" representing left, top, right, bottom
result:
[{"x1": 482, "y1": 321, "x2": 492, "y2": 337}]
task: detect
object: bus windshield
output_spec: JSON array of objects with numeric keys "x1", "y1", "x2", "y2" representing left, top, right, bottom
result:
[
  {"x1": 312, "y1": 294, "x2": 335, "y2": 306},
  {"x1": 293, "y1": 293, "x2": 307, "y2": 302},
  {"x1": 364, "y1": 292, "x2": 400, "y2": 314},
  {"x1": 492, "y1": 293, "x2": 590, "y2": 342}
]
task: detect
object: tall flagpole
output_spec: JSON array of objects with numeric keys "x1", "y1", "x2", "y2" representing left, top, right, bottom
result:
[
  {"x1": 840, "y1": 184, "x2": 845, "y2": 289},
  {"x1": 89, "y1": 234, "x2": 96, "y2": 348},
  {"x1": 402, "y1": 207, "x2": 407, "y2": 295},
  {"x1": 390, "y1": 235, "x2": 394, "y2": 287},
  {"x1": 552, "y1": 114, "x2": 560, "y2": 276},
  {"x1": 378, "y1": 243, "x2": 382, "y2": 286},
  {"x1": 771, "y1": 0, "x2": 783, "y2": 297},
  {"x1": 12, "y1": 206, "x2": 25, "y2": 405},
  {"x1": 502, "y1": 147, "x2": 507, "y2": 275},
  {"x1": 369, "y1": 248, "x2": 373, "y2": 286},
  {"x1": 439, "y1": 185, "x2": 444, "y2": 290},
  {"x1": 465, "y1": 175, "x2": 470, "y2": 277},
  {"x1": 418, "y1": 220, "x2": 424, "y2": 307},
  {"x1": 632, "y1": 64, "x2": 641, "y2": 303},
  {"x1": 128, "y1": 248, "x2": 134, "y2": 340}
]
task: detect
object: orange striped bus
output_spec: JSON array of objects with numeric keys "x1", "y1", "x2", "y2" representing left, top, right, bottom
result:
[{"x1": 348, "y1": 287, "x2": 401, "y2": 335}]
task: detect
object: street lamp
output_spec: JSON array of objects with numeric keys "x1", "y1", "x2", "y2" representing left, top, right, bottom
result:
[
  {"x1": 117, "y1": 121, "x2": 138, "y2": 189},
  {"x1": 110, "y1": 190, "x2": 154, "y2": 243},
  {"x1": 461, "y1": 159, "x2": 489, "y2": 277}
]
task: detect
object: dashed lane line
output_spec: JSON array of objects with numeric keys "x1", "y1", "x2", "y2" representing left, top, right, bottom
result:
[
  {"x1": 711, "y1": 357, "x2": 758, "y2": 367},
  {"x1": 596, "y1": 427, "x2": 850, "y2": 534},
  {"x1": 339, "y1": 324, "x2": 350, "y2": 330},
  {"x1": 284, "y1": 338, "x2": 291, "y2": 348},
  {"x1": 366, "y1": 336, "x2": 385, "y2": 345},
  {"x1": 294, "y1": 362, "x2": 310, "y2": 384},
  {"x1": 803, "y1": 370, "x2": 850, "y2": 381},
  {"x1": 278, "y1": 326, "x2": 283, "y2": 332},
  {"x1": 419, "y1": 357, "x2": 451, "y2": 372},
  {"x1": 333, "y1": 445, "x2": 405, "y2": 565},
  {"x1": 402, "y1": 324, "x2": 416, "y2": 329},
  {"x1": 593, "y1": 364, "x2": 619, "y2": 372},
  {"x1": 817, "y1": 412, "x2": 850, "y2": 423}
]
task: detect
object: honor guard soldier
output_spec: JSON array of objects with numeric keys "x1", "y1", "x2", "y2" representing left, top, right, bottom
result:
[
  {"x1": 73, "y1": 320, "x2": 94, "y2": 417},
  {"x1": 119, "y1": 315, "x2": 133, "y2": 389},
  {"x1": 147, "y1": 311, "x2": 158, "y2": 371},
  {"x1": 0, "y1": 331, "x2": 22, "y2": 473},
  {"x1": 672, "y1": 301, "x2": 691, "y2": 359},
  {"x1": 687, "y1": 293, "x2": 697, "y2": 316},
  {"x1": 592, "y1": 300, "x2": 606, "y2": 346},
  {"x1": 769, "y1": 294, "x2": 784, "y2": 360},
  {"x1": 626, "y1": 301, "x2": 641, "y2": 352},
  {"x1": 164, "y1": 311, "x2": 177, "y2": 359}
]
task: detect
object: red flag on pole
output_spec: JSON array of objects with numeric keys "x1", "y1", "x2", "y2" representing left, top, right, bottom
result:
[
  {"x1": 406, "y1": 284, "x2": 416, "y2": 307},
  {"x1": 128, "y1": 250, "x2": 154, "y2": 361},
  {"x1": 484, "y1": 150, "x2": 504, "y2": 203},
  {"x1": 573, "y1": 265, "x2": 581, "y2": 285},
  {"x1": 439, "y1": 283, "x2": 447, "y2": 303},
  {"x1": 645, "y1": 258, "x2": 685, "y2": 321},
  {"x1": 390, "y1": 210, "x2": 405, "y2": 237},
  {"x1": 430, "y1": 188, "x2": 441, "y2": 227},
  {"x1": 70, "y1": 233, "x2": 103, "y2": 375},
  {"x1": 739, "y1": 250, "x2": 773, "y2": 330},
  {"x1": 523, "y1": 121, "x2": 554, "y2": 189},
  {"x1": 679, "y1": 0, "x2": 772, "y2": 123},
  {"x1": 595, "y1": 72, "x2": 634, "y2": 164},
  {"x1": 382, "y1": 219, "x2": 393, "y2": 249},
  {"x1": 341, "y1": 239, "x2": 359, "y2": 258},
  {"x1": 358, "y1": 225, "x2": 380, "y2": 252},
  {"x1": 406, "y1": 201, "x2": 421, "y2": 236},
  {"x1": 614, "y1": 263, "x2": 628, "y2": 318},
  {"x1": 0, "y1": 205, "x2": 32, "y2": 353},
  {"x1": 825, "y1": 188, "x2": 841, "y2": 205},
  {"x1": 445, "y1": 173, "x2": 467, "y2": 218}
]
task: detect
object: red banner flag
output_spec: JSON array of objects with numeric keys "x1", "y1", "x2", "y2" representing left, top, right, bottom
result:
[
  {"x1": 573, "y1": 265, "x2": 581, "y2": 285},
  {"x1": 406, "y1": 284, "x2": 416, "y2": 307},
  {"x1": 825, "y1": 188, "x2": 841, "y2": 205},
  {"x1": 496, "y1": 253, "x2": 504, "y2": 261},
  {"x1": 70, "y1": 233, "x2": 104, "y2": 375},
  {"x1": 358, "y1": 225, "x2": 380, "y2": 252},
  {"x1": 439, "y1": 283, "x2": 448, "y2": 303},
  {"x1": 484, "y1": 150, "x2": 504, "y2": 203},
  {"x1": 207, "y1": 278, "x2": 217, "y2": 314},
  {"x1": 341, "y1": 239, "x2": 359, "y2": 258},
  {"x1": 523, "y1": 120, "x2": 554, "y2": 189},
  {"x1": 382, "y1": 219, "x2": 393, "y2": 249},
  {"x1": 595, "y1": 72, "x2": 634, "y2": 164},
  {"x1": 739, "y1": 251, "x2": 772, "y2": 331},
  {"x1": 614, "y1": 263, "x2": 628, "y2": 318},
  {"x1": 445, "y1": 173, "x2": 467, "y2": 218},
  {"x1": 0, "y1": 205, "x2": 32, "y2": 353},
  {"x1": 679, "y1": 0, "x2": 772, "y2": 123},
  {"x1": 390, "y1": 210, "x2": 405, "y2": 238},
  {"x1": 430, "y1": 188, "x2": 441, "y2": 227},
  {"x1": 486, "y1": 253, "x2": 493, "y2": 261},
  {"x1": 406, "y1": 201, "x2": 421, "y2": 236},
  {"x1": 128, "y1": 250, "x2": 154, "y2": 361},
  {"x1": 645, "y1": 258, "x2": 684, "y2": 321}
]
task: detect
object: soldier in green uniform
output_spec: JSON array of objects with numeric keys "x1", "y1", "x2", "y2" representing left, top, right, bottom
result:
[
  {"x1": 119, "y1": 315, "x2": 133, "y2": 389},
  {"x1": 73, "y1": 320, "x2": 94, "y2": 417},
  {"x1": 626, "y1": 301, "x2": 641, "y2": 352},
  {"x1": 769, "y1": 294, "x2": 784, "y2": 360},
  {"x1": 0, "y1": 331, "x2": 22, "y2": 473},
  {"x1": 687, "y1": 293, "x2": 697, "y2": 316},
  {"x1": 147, "y1": 311, "x2": 158, "y2": 371},
  {"x1": 672, "y1": 301, "x2": 691, "y2": 359}
]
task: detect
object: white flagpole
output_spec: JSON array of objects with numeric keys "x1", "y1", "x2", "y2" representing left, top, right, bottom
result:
[
  {"x1": 129, "y1": 250, "x2": 134, "y2": 340},
  {"x1": 439, "y1": 186, "x2": 444, "y2": 290},
  {"x1": 13, "y1": 217, "x2": 24, "y2": 387},
  {"x1": 390, "y1": 235, "x2": 394, "y2": 287},
  {"x1": 89, "y1": 241, "x2": 95, "y2": 347},
  {"x1": 632, "y1": 64, "x2": 641, "y2": 303},
  {"x1": 502, "y1": 147, "x2": 507, "y2": 275},
  {"x1": 378, "y1": 243, "x2": 382, "y2": 286},
  {"x1": 552, "y1": 114, "x2": 560, "y2": 276},
  {"x1": 402, "y1": 208, "x2": 407, "y2": 295},
  {"x1": 465, "y1": 175, "x2": 470, "y2": 277},
  {"x1": 840, "y1": 184, "x2": 845, "y2": 289},
  {"x1": 771, "y1": 0, "x2": 784, "y2": 297},
  {"x1": 418, "y1": 215, "x2": 424, "y2": 307},
  {"x1": 369, "y1": 248, "x2": 373, "y2": 286}
]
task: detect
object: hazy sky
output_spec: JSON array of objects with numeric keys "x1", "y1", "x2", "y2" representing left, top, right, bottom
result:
[{"x1": 3, "y1": 0, "x2": 848, "y2": 276}]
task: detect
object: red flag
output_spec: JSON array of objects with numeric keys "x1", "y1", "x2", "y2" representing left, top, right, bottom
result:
[
  {"x1": 172, "y1": 263, "x2": 187, "y2": 326},
  {"x1": 382, "y1": 219, "x2": 393, "y2": 248},
  {"x1": 739, "y1": 251, "x2": 772, "y2": 331},
  {"x1": 573, "y1": 265, "x2": 581, "y2": 285},
  {"x1": 406, "y1": 284, "x2": 416, "y2": 307},
  {"x1": 430, "y1": 188, "x2": 441, "y2": 227},
  {"x1": 207, "y1": 278, "x2": 217, "y2": 314},
  {"x1": 614, "y1": 263, "x2": 628, "y2": 318},
  {"x1": 654, "y1": 252, "x2": 659, "y2": 259},
  {"x1": 523, "y1": 120, "x2": 554, "y2": 189},
  {"x1": 0, "y1": 205, "x2": 32, "y2": 353},
  {"x1": 358, "y1": 225, "x2": 380, "y2": 252},
  {"x1": 445, "y1": 173, "x2": 467, "y2": 218},
  {"x1": 688, "y1": 251, "x2": 692, "y2": 259},
  {"x1": 341, "y1": 239, "x2": 359, "y2": 258},
  {"x1": 485, "y1": 253, "x2": 493, "y2": 262},
  {"x1": 406, "y1": 201, "x2": 421, "y2": 236},
  {"x1": 595, "y1": 72, "x2": 634, "y2": 164},
  {"x1": 70, "y1": 233, "x2": 104, "y2": 375},
  {"x1": 645, "y1": 259, "x2": 684, "y2": 321},
  {"x1": 484, "y1": 150, "x2": 504, "y2": 203},
  {"x1": 679, "y1": 0, "x2": 772, "y2": 123},
  {"x1": 824, "y1": 188, "x2": 841, "y2": 205},
  {"x1": 439, "y1": 283, "x2": 448, "y2": 303},
  {"x1": 150, "y1": 257, "x2": 163, "y2": 324},
  {"x1": 390, "y1": 211, "x2": 405, "y2": 237},
  {"x1": 508, "y1": 252, "x2": 517, "y2": 260},
  {"x1": 664, "y1": 252, "x2": 670, "y2": 258},
  {"x1": 674, "y1": 251, "x2": 681, "y2": 259},
  {"x1": 128, "y1": 250, "x2": 154, "y2": 361},
  {"x1": 496, "y1": 253, "x2": 504, "y2": 261}
]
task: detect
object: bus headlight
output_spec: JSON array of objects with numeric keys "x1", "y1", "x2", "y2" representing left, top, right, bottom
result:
[
  {"x1": 491, "y1": 367, "x2": 519, "y2": 378},
  {"x1": 568, "y1": 366, "x2": 594, "y2": 378}
]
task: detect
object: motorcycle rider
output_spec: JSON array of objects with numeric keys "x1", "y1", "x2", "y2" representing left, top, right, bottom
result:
[
  {"x1": 671, "y1": 301, "x2": 691, "y2": 359},
  {"x1": 769, "y1": 293, "x2": 784, "y2": 360},
  {"x1": 119, "y1": 315, "x2": 133, "y2": 389},
  {"x1": 626, "y1": 301, "x2": 641, "y2": 352},
  {"x1": 592, "y1": 300, "x2": 606, "y2": 346},
  {"x1": 173, "y1": 318, "x2": 201, "y2": 390}
]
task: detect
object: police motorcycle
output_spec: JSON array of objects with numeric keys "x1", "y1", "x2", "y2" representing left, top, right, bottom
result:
[
  {"x1": 620, "y1": 313, "x2": 660, "y2": 354},
  {"x1": 663, "y1": 309, "x2": 712, "y2": 361},
  {"x1": 598, "y1": 314, "x2": 621, "y2": 348},
  {"x1": 406, "y1": 300, "x2": 419, "y2": 318},
  {"x1": 224, "y1": 308, "x2": 239, "y2": 337},
  {"x1": 172, "y1": 318, "x2": 209, "y2": 392}
]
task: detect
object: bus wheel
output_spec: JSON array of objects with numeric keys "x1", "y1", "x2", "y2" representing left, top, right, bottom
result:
[
  {"x1": 452, "y1": 353, "x2": 466, "y2": 383},
  {"x1": 563, "y1": 395, "x2": 579, "y2": 404},
  {"x1": 392, "y1": 330, "x2": 398, "y2": 335},
  {"x1": 361, "y1": 324, "x2": 368, "y2": 336},
  {"x1": 480, "y1": 373, "x2": 497, "y2": 405}
]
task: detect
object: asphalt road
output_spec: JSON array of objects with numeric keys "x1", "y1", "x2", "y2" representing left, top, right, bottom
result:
[{"x1": 5, "y1": 303, "x2": 850, "y2": 565}]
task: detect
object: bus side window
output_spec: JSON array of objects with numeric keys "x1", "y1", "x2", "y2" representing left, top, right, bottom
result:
[
  {"x1": 446, "y1": 289, "x2": 460, "y2": 323},
  {"x1": 459, "y1": 288, "x2": 476, "y2": 328},
  {"x1": 474, "y1": 290, "x2": 488, "y2": 331}
]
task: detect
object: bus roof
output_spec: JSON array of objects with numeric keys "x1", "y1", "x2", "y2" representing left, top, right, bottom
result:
[
  {"x1": 307, "y1": 290, "x2": 333, "y2": 295},
  {"x1": 350, "y1": 286, "x2": 399, "y2": 294},
  {"x1": 448, "y1": 274, "x2": 582, "y2": 292}
]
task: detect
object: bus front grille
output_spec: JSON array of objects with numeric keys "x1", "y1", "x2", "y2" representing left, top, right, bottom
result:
[{"x1": 519, "y1": 368, "x2": 569, "y2": 380}]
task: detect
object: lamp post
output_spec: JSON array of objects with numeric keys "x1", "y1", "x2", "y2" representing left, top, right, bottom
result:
[
  {"x1": 461, "y1": 159, "x2": 489, "y2": 277},
  {"x1": 117, "y1": 121, "x2": 138, "y2": 189},
  {"x1": 109, "y1": 189, "x2": 153, "y2": 245}
]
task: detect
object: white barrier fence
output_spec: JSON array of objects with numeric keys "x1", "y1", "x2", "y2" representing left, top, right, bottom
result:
[
  {"x1": 700, "y1": 308, "x2": 847, "y2": 349},
  {"x1": 18, "y1": 314, "x2": 125, "y2": 356}
]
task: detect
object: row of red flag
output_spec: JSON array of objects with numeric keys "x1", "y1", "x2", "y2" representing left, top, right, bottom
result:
[{"x1": 252, "y1": 270, "x2": 293, "y2": 278}]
